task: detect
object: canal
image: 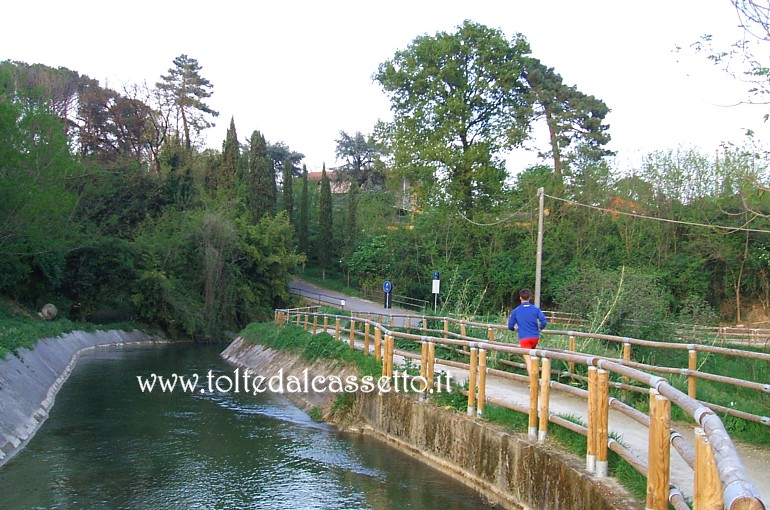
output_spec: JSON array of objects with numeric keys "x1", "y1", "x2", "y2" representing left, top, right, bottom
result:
[{"x1": 0, "y1": 343, "x2": 500, "y2": 509}]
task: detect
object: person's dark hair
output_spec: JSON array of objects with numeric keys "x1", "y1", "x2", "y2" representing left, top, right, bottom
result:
[{"x1": 519, "y1": 288, "x2": 532, "y2": 301}]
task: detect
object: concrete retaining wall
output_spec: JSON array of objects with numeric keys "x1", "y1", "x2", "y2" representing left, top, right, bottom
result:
[
  {"x1": 357, "y1": 391, "x2": 641, "y2": 510},
  {"x1": 221, "y1": 337, "x2": 642, "y2": 510},
  {"x1": 0, "y1": 329, "x2": 154, "y2": 467}
]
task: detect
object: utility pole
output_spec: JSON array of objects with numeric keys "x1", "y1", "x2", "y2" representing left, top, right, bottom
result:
[{"x1": 535, "y1": 187, "x2": 545, "y2": 307}]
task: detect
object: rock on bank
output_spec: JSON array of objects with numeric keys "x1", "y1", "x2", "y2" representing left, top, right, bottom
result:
[{"x1": 0, "y1": 330, "x2": 155, "y2": 467}]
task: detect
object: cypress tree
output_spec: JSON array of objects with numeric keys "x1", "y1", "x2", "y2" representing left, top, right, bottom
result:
[
  {"x1": 282, "y1": 158, "x2": 294, "y2": 222},
  {"x1": 344, "y1": 183, "x2": 358, "y2": 258},
  {"x1": 247, "y1": 130, "x2": 276, "y2": 219},
  {"x1": 221, "y1": 116, "x2": 239, "y2": 188},
  {"x1": 298, "y1": 164, "x2": 309, "y2": 254},
  {"x1": 343, "y1": 182, "x2": 358, "y2": 286},
  {"x1": 318, "y1": 164, "x2": 333, "y2": 278}
]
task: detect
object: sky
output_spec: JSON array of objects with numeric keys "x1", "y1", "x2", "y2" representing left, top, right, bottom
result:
[{"x1": 2, "y1": 0, "x2": 767, "y2": 174}]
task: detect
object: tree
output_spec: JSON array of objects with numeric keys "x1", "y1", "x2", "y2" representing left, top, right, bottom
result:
[
  {"x1": 524, "y1": 59, "x2": 613, "y2": 178},
  {"x1": 0, "y1": 75, "x2": 84, "y2": 298},
  {"x1": 375, "y1": 20, "x2": 532, "y2": 211},
  {"x1": 334, "y1": 131, "x2": 385, "y2": 187},
  {"x1": 342, "y1": 184, "x2": 359, "y2": 285},
  {"x1": 282, "y1": 158, "x2": 294, "y2": 221},
  {"x1": 298, "y1": 165, "x2": 309, "y2": 254},
  {"x1": 318, "y1": 164, "x2": 333, "y2": 278},
  {"x1": 211, "y1": 116, "x2": 239, "y2": 190},
  {"x1": 245, "y1": 130, "x2": 276, "y2": 220},
  {"x1": 267, "y1": 141, "x2": 304, "y2": 178},
  {"x1": 156, "y1": 54, "x2": 218, "y2": 149}
]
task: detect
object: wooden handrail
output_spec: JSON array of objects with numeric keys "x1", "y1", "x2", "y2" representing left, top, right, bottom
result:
[{"x1": 274, "y1": 309, "x2": 767, "y2": 510}]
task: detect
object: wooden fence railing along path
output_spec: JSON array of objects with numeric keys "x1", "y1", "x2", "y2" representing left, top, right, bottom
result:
[
  {"x1": 289, "y1": 281, "x2": 770, "y2": 348},
  {"x1": 273, "y1": 306, "x2": 767, "y2": 510}
]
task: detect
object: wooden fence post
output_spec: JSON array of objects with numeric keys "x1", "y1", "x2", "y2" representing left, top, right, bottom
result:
[
  {"x1": 349, "y1": 319, "x2": 356, "y2": 349},
  {"x1": 688, "y1": 349, "x2": 697, "y2": 399},
  {"x1": 386, "y1": 335, "x2": 394, "y2": 379},
  {"x1": 646, "y1": 389, "x2": 671, "y2": 510},
  {"x1": 323, "y1": 316, "x2": 328, "y2": 333},
  {"x1": 335, "y1": 317, "x2": 341, "y2": 341},
  {"x1": 443, "y1": 319, "x2": 449, "y2": 339},
  {"x1": 694, "y1": 427, "x2": 723, "y2": 510},
  {"x1": 296, "y1": 313, "x2": 301, "y2": 327},
  {"x1": 596, "y1": 369, "x2": 609, "y2": 478},
  {"x1": 478, "y1": 348, "x2": 487, "y2": 416},
  {"x1": 622, "y1": 342, "x2": 631, "y2": 401},
  {"x1": 529, "y1": 357, "x2": 540, "y2": 438},
  {"x1": 374, "y1": 328, "x2": 382, "y2": 363},
  {"x1": 587, "y1": 366, "x2": 598, "y2": 472},
  {"x1": 538, "y1": 357, "x2": 551, "y2": 442},
  {"x1": 382, "y1": 334, "x2": 390, "y2": 378},
  {"x1": 312, "y1": 315, "x2": 318, "y2": 334},
  {"x1": 427, "y1": 342, "x2": 435, "y2": 394},
  {"x1": 467, "y1": 347, "x2": 478, "y2": 416},
  {"x1": 304, "y1": 313, "x2": 309, "y2": 331},
  {"x1": 364, "y1": 323, "x2": 370, "y2": 356},
  {"x1": 420, "y1": 341, "x2": 428, "y2": 394},
  {"x1": 568, "y1": 335, "x2": 576, "y2": 376}
]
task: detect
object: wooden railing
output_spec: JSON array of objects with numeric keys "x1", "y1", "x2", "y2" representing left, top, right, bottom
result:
[{"x1": 273, "y1": 308, "x2": 767, "y2": 510}]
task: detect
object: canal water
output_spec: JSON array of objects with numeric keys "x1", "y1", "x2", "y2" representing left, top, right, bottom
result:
[{"x1": 0, "y1": 343, "x2": 501, "y2": 509}]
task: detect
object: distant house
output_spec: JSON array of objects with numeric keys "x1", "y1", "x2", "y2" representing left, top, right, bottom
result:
[{"x1": 306, "y1": 170, "x2": 351, "y2": 194}]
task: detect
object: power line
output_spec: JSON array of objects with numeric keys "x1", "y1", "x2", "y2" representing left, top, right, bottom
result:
[
  {"x1": 458, "y1": 197, "x2": 535, "y2": 226},
  {"x1": 544, "y1": 193, "x2": 770, "y2": 235}
]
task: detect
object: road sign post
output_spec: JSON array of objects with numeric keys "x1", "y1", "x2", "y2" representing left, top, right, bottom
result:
[
  {"x1": 432, "y1": 270, "x2": 440, "y2": 312},
  {"x1": 383, "y1": 280, "x2": 393, "y2": 309}
]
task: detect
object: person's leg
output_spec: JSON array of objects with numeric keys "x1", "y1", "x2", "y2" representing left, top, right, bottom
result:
[{"x1": 520, "y1": 337, "x2": 539, "y2": 376}]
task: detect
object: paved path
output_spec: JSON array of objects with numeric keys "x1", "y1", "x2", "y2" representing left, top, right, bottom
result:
[{"x1": 290, "y1": 279, "x2": 770, "y2": 504}]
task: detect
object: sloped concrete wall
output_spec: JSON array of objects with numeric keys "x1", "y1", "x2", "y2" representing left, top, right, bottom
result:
[
  {"x1": 357, "y1": 391, "x2": 642, "y2": 510},
  {"x1": 221, "y1": 337, "x2": 642, "y2": 510},
  {"x1": 0, "y1": 330, "x2": 153, "y2": 467}
]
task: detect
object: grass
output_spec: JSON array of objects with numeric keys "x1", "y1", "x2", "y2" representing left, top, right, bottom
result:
[
  {"x1": 239, "y1": 322, "x2": 382, "y2": 378},
  {"x1": 0, "y1": 298, "x2": 136, "y2": 359}
]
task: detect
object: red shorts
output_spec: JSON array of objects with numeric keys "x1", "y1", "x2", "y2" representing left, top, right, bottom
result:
[{"x1": 519, "y1": 337, "x2": 539, "y2": 349}]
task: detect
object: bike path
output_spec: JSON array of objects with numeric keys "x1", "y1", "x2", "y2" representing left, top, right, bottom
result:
[{"x1": 289, "y1": 279, "x2": 769, "y2": 503}]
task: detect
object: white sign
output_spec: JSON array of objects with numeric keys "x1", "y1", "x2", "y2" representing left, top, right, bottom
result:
[{"x1": 432, "y1": 279, "x2": 440, "y2": 294}]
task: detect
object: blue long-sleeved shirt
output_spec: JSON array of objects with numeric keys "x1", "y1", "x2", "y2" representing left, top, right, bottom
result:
[{"x1": 508, "y1": 302, "x2": 547, "y2": 339}]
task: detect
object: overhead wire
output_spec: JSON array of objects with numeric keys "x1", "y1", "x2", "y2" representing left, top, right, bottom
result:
[
  {"x1": 543, "y1": 193, "x2": 770, "y2": 235},
  {"x1": 457, "y1": 197, "x2": 535, "y2": 226}
]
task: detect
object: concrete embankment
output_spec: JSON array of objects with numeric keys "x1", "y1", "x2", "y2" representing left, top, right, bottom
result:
[
  {"x1": 221, "y1": 336, "x2": 641, "y2": 510},
  {"x1": 0, "y1": 329, "x2": 155, "y2": 467}
]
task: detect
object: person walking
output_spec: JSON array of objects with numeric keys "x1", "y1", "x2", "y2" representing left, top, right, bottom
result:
[{"x1": 507, "y1": 288, "x2": 547, "y2": 376}]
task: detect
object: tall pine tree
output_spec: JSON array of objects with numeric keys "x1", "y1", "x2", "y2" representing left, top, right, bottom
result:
[
  {"x1": 318, "y1": 164, "x2": 333, "y2": 278},
  {"x1": 298, "y1": 164, "x2": 309, "y2": 254}
]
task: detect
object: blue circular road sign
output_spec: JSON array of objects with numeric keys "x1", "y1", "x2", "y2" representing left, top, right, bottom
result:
[{"x1": 383, "y1": 280, "x2": 393, "y2": 293}]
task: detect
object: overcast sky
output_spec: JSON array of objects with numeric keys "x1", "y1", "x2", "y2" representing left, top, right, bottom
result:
[{"x1": 3, "y1": 0, "x2": 766, "y2": 173}]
